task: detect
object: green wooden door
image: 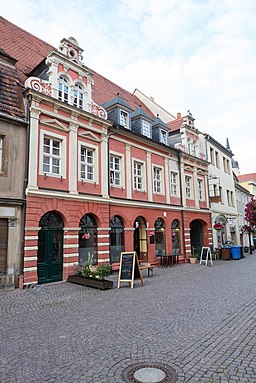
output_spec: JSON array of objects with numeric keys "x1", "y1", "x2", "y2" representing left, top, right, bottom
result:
[{"x1": 37, "y1": 229, "x2": 63, "y2": 285}]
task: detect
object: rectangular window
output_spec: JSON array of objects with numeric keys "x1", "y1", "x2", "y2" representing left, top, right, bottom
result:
[
  {"x1": 223, "y1": 157, "x2": 227, "y2": 173},
  {"x1": 142, "y1": 120, "x2": 151, "y2": 138},
  {"x1": 43, "y1": 137, "x2": 61, "y2": 174},
  {"x1": 197, "y1": 179, "x2": 203, "y2": 200},
  {"x1": 230, "y1": 191, "x2": 234, "y2": 206},
  {"x1": 215, "y1": 151, "x2": 219, "y2": 168},
  {"x1": 134, "y1": 161, "x2": 144, "y2": 190},
  {"x1": 210, "y1": 147, "x2": 214, "y2": 165},
  {"x1": 227, "y1": 159, "x2": 230, "y2": 174},
  {"x1": 110, "y1": 155, "x2": 121, "y2": 186},
  {"x1": 170, "y1": 172, "x2": 178, "y2": 196},
  {"x1": 227, "y1": 190, "x2": 230, "y2": 205},
  {"x1": 120, "y1": 110, "x2": 129, "y2": 128},
  {"x1": 219, "y1": 186, "x2": 223, "y2": 203},
  {"x1": 153, "y1": 166, "x2": 162, "y2": 193},
  {"x1": 81, "y1": 147, "x2": 94, "y2": 181},
  {"x1": 160, "y1": 130, "x2": 167, "y2": 145},
  {"x1": 185, "y1": 176, "x2": 192, "y2": 198}
]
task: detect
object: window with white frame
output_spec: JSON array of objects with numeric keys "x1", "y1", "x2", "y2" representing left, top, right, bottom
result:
[
  {"x1": 110, "y1": 155, "x2": 121, "y2": 186},
  {"x1": 43, "y1": 137, "x2": 61, "y2": 174},
  {"x1": 170, "y1": 171, "x2": 178, "y2": 196},
  {"x1": 197, "y1": 178, "x2": 204, "y2": 200},
  {"x1": 153, "y1": 166, "x2": 162, "y2": 193},
  {"x1": 80, "y1": 147, "x2": 94, "y2": 181},
  {"x1": 160, "y1": 129, "x2": 167, "y2": 145},
  {"x1": 120, "y1": 110, "x2": 129, "y2": 128},
  {"x1": 185, "y1": 175, "x2": 192, "y2": 198},
  {"x1": 74, "y1": 83, "x2": 84, "y2": 109},
  {"x1": 142, "y1": 120, "x2": 151, "y2": 138},
  {"x1": 58, "y1": 75, "x2": 69, "y2": 103},
  {"x1": 133, "y1": 161, "x2": 144, "y2": 190}
]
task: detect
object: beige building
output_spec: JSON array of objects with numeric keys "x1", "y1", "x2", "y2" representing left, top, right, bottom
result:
[{"x1": 0, "y1": 48, "x2": 27, "y2": 288}]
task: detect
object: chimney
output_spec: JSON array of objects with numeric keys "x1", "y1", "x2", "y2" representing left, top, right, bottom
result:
[{"x1": 177, "y1": 112, "x2": 181, "y2": 119}]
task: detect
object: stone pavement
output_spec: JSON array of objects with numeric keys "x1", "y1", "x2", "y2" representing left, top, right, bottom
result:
[{"x1": 1, "y1": 254, "x2": 256, "y2": 383}]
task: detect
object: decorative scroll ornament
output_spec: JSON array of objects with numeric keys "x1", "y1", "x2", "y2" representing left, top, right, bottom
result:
[
  {"x1": 91, "y1": 101, "x2": 108, "y2": 120},
  {"x1": 25, "y1": 77, "x2": 52, "y2": 96}
]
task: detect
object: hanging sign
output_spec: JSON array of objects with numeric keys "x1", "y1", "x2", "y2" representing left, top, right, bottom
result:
[
  {"x1": 82, "y1": 232, "x2": 90, "y2": 239},
  {"x1": 118, "y1": 251, "x2": 144, "y2": 289},
  {"x1": 213, "y1": 223, "x2": 223, "y2": 231}
]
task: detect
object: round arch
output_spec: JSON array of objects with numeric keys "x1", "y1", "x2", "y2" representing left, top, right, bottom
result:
[
  {"x1": 37, "y1": 211, "x2": 64, "y2": 285},
  {"x1": 79, "y1": 213, "x2": 98, "y2": 265},
  {"x1": 133, "y1": 216, "x2": 148, "y2": 261},
  {"x1": 155, "y1": 217, "x2": 166, "y2": 256},
  {"x1": 110, "y1": 215, "x2": 125, "y2": 263}
]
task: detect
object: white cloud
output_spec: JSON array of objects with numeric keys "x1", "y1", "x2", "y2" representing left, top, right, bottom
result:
[{"x1": 1, "y1": 0, "x2": 255, "y2": 173}]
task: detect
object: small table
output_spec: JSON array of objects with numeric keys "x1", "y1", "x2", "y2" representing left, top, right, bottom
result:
[{"x1": 160, "y1": 255, "x2": 172, "y2": 267}]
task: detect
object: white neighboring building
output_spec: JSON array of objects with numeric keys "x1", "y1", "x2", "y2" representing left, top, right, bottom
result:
[
  {"x1": 205, "y1": 135, "x2": 239, "y2": 247},
  {"x1": 235, "y1": 180, "x2": 252, "y2": 248},
  {"x1": 133, "y1": 89, "x2": 176, "y2": 123}
]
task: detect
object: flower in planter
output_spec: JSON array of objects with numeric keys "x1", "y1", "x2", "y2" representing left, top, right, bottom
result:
[{"x1": 76, "y1": 255, "x2": 111, "y2": 280}]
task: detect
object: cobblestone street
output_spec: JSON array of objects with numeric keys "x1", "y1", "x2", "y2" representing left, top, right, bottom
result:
[{"x1": 1, "y1": 254, "x2": 256, "y2": 383}]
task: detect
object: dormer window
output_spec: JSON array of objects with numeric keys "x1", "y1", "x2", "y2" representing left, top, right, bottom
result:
[
  {"x1": 120, "y1": 110, "x2": 129, "y2": 128},
  {"x1": 74, "y1": 83, "x2": 84, "y2": 109},
  {"x1": 142, "y1": 120, "x2": 151, "y2": 138},
  {"x1": 160, "y1": 130, "x2": 167, "y2": 144},
  {"x1": 58, "y1": 75, "x2": 69, "y2": 103}
]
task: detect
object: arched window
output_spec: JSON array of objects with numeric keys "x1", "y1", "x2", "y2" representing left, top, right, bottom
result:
[
  {"x1": 58, "y1": 75, "x2": 69, "y2": 103},
  {"x1": 154, "y1": 218, "x2": 166, "y2": 256},
  {"x1": 110, "y1": 216, "x2": 124, "y2": 263},
  {"x1": 79, "y1": 214, "x2": 98, "y2": 265},
  {"x1": 74, "y1": 83, "x2": 84, "y2": 109},
  {"x1": 171, "y1": 219, "x2": 180, "y2": 255}
]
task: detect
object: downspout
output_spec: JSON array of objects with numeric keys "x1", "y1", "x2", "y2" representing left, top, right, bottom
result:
[
  {"x1": 178, "y1": 150, "x2": 186, "y2": 262},
  {"x1": 20, "y1": 93, "x2": 32, "y2": 288}
]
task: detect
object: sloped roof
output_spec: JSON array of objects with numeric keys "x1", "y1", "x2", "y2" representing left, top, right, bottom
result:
[
  {"x1": 130, "y1": 107, "x2": 154, "y2": 121},
  {"x1": 0, "y1": 17, "x2": 154, "y2": 118},
  {"x1": 0, "y1": 17, "x2": 53, "y2": 83},
  {"x1": 167, "y1": 116, "x2": 183, "y2": 132},
  {"x1": 101, "y1": 95, "x2": 133, "y2": 111},
  {"x1": 238, "y1": 173, "x2": 256, "y2": 183},
  {"x1": 152, "y1": 116, "x2": 168, "y2": 129},
  {"x1": 0, "y1": 49, "x2": 25, "y2": 120}
]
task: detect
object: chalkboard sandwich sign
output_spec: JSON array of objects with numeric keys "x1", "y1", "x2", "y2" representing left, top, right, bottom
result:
[
  {"x1": 199, "y1": 247, "x2": 213, "y2": 266},
  {"x1": 118, "y1": 251, "x2": 144, "y2": 288}
]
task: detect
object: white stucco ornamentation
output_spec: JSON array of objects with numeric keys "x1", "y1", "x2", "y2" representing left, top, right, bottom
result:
[
  {"x1": 25, "y1": 77, "x2": 52, "y2": 96},
  {"x1": 91, "y1": 101, "x2": 108, "y2": 120}
]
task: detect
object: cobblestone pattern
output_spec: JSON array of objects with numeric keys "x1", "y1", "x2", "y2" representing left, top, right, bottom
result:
[{"x1": 1, "y1": 255, "x2": 256, "y2": 382}]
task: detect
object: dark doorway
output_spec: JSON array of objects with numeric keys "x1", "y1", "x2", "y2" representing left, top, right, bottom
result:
[
  {"x1": 79, "y1": 214, "x2": 98, "y2": 265},
  {"x1": 190, "y1": 220, "x2": 203, "y2": 257},
  {"x1": 37, "y1": 212, "x2": 64, "y2": 285},
  {"x1": 0, "y1": 219, "x2": 8, "y2": 275},
  {"x1": 133, "y1": 217, "x2": 147, "y2": 261}
]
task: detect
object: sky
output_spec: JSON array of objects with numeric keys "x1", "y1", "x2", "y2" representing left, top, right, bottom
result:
[{"x1": 1, "y1": 0, "x2": 255, "y2": 174}]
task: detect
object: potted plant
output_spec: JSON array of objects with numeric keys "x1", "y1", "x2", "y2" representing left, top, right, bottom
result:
[
  {"x1": 67, "y1": 256, "x2": 113, "y2": 290},
  {"x1": 189, "y1": 254, "x2": 198, "y2": 264}
]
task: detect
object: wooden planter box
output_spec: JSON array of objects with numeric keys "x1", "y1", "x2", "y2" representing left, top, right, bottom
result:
[{"x1": 67, "y1": 275, "x2": 113, "y2": 290}]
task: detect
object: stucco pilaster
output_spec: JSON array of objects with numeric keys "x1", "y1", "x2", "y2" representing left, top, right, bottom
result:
[
  {"x1": 125, "y1": 144, "x2": 132, "y2": 199},
  {"x1": 69, "y1": 122, "x2": 78, "y2": 194},
  {"x1": 28, "y1": 108, "x2": 40, "y2": 190},
  {"x1": 147, "y1": 152, "x2": 152, "y2": 201}
]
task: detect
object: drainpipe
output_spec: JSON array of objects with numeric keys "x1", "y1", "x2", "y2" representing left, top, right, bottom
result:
[
  {"x1": 20, "y1": 93, "x2": 32, "y2": 288},
  {"x1": 178, "y1": 151, "x2": 186, "y2": 262}
]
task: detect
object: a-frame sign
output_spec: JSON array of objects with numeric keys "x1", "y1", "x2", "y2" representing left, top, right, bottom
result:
[
  {"x1": 200, "y1": 247, "x2": 213, "y2": 266},
  {"x1": 118, "y1": 251, "x2": 144, "y2": 288}
]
